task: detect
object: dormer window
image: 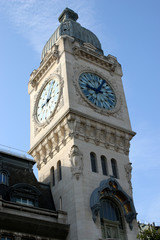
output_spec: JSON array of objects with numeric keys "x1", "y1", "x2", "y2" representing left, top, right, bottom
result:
[
  {"x1": 1, "y1": 237, "x2": 12, "y2": 240},
  {"x1": 16, "y1": 197, "x2": 34, "y2": 206},
  {"x1": 9, "y1": 183, "x2": 41, "y2": 207},
  {"x1": 0, "y1": 171, "x2": 7, "y2": 185}
]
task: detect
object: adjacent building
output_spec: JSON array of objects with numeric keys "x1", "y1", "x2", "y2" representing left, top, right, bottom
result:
[{"x1": 0, "y1": 147, "x2": 69, "y2": 239}]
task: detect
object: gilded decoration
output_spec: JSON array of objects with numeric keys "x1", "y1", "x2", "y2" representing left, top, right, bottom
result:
[{"x1": 90, "y1": 178, "x2": 137, "y2": 230}]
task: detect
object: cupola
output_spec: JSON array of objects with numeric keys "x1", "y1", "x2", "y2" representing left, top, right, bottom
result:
[{"x1": 41, "y1": 8, "x2": 103, "y2": 60}]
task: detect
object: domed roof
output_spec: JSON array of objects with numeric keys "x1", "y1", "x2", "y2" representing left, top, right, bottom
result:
[{"x1": 41, "y1": 8, "x2": 103, "y2": 60}]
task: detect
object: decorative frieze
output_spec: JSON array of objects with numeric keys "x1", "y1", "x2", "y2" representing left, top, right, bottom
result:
[
  {"x1": 73, "y1": 45, "x2": 120, "y2": 75},
  {"x1": 29, "y1": 45, "x2": 59, "y2": 91},
  {"x1": 29, "y1": 112, "x2": 135, "y2": 170}
]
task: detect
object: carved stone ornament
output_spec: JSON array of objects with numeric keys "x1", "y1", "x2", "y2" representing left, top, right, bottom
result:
[
  {"x1": 72, "y1": 45, "x2": 119, "y2": 74},
  {"x1": 29, "y1": 112, "x2": 135, "y2": 169},
  {"x1": 125, "y1": 162, "x2": 133, "y2": 190},
  {"x1": 29, "y1": 44, "x2": 59, "y2": 92},
  {"x1": 69, "y1": 145, "x2": 83, "y2": 180},
  {"x1": 90, "y1": 177, "x2": 137, "y2": 230},
  {"x1": 72, "y1": 63, "x2": 122, "y2": 118},
  {"x1": 32, "y1": 71, "x2": 64, "y2": 135}
]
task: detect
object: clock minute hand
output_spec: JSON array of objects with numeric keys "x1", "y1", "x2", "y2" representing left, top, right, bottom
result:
[
  {"x1": 96, "y1": 80, "x2": 105, "y2": 93},
  {"x1": 47, "y1": 81, "x2": 54, "y2": 101}
]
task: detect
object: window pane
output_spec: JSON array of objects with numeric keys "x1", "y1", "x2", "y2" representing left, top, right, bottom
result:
[
  {"x1": 90, "y1": 153, "x2": 97, "y2": 173},
  {"x1": 100, "y1": 199, "x2": 121, "y2": 222},
  {"x1": 16, "y1": 197, "x2": 21, "y2": 203},
  {"x1": 52, "y1": 168, "x2": 55, "y2": 186},
  {"x1": 28, "y1": 200, "x2": 34, "y2": 206},
  {"x1": 0, "y1": 172, "x2": 7, "y2": 184},
  {"x1": 22, "y1": 198, "x2": 27, "y2": 204},
  {"x1": 101, "y1": 156, "x2": 107, "y2": 175},
  {"x1": 111, "y1": 159, "x2": 118, "y2": 178},
  {"x1": 57, "y1": 161, "x2": 62, "y2": 181},
  {"x1": 16, "y1": 197, "x2": 34, "y2": 206},
  {"x1": 100, "y1": 199, "x2": 125, "y2": 239},
  {"x1": 1, "y1": 237, "x2": 12, "y2": 240},
  {"x1": 51, "y1": 167, "x2": 55, "y2": 186}
]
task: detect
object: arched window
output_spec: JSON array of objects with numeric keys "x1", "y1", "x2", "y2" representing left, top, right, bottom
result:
[
  {"x1": 101, "y1": 155, "x2": 108, "y2": 176},
  {"x1": 50, "y1": 167, "x2": 55, "y2": 186},
  {"x1": 100, "y1": 198, "x2": 125, "y2": 239},
  {"x1": 0, "y1": 171, "x2": 7, "y2": 185},
  {"x1": 90, "y1": 152, "x2": 97, "y2": 173},
  {"x1": 111, "y1": 158, "x2": 118, "y2": 178},
  {"x1": 57, "y1": 160, "x2": 62, "y2": 181}
]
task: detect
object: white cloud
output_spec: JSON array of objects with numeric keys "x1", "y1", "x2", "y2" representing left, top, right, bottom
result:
[{"x1": 0, "y1": 0, "x2": 98, "y2": 55}]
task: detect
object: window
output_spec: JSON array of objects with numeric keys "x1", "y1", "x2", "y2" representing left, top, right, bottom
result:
[
  {"x1": 111, "y1": 158, "x2": 118, "y2": 179},
  {"x1": 90, "y1": 152, "x2": 97, "y2": 173},
  {"x1": 1, "y1": 237, "x2": 12, "y2": 240},
  {"x1": 9, "y1": 183, "x2": 41, "y2": 207},
  {"x1": 57, "y1": 160, "x2": 62, "y2": 181},
  {"x1": 16, "y1": 197, "x2": 34, "y2": 206},
  {"x1": 51, "y1": 167, "x2": 55, "y2": 186},
  {"x1": 59, "y1": 196, "x2": 62, "y2": 210},
  {"x1": 0, "y1": 172, "x2": 7, "y2": 184},
  {"x1": 101, "y1": 155, "x2": 108, "y2": 175},
  {"x1": 100, "y1": 199, "x2": 126, "y2": 240}
]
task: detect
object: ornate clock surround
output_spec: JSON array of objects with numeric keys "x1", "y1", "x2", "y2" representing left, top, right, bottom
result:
[
  {"x1": 33, "y1": 73, "x2": 64, "y2": 128},
  {"x1": 72, "y1": 64, "x2": 122, "y2": 115}
]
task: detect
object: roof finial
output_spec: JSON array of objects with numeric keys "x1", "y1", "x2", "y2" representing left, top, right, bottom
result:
[{"x1": 58, "y1": 8, "x2": 78, "y2": 23}]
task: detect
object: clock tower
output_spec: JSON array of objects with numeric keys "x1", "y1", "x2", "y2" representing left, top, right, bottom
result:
[{"x1": 28, "y1": 8, "x2": 138, "y2": 240}]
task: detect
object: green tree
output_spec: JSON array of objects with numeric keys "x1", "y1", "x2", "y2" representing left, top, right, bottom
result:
[{"x1": 137, "y1": 223, "x2": 160, "y2": 240}]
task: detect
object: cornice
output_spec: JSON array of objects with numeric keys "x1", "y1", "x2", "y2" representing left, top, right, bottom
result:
[
  {"x1": 73, "y1": 45, "x2": 122, "y2": 76},
  {"x1": 28, "y1": 45, "x2": 59, "y2": 93},
  {"x1": 29, "y1": 110, "x2": 135, "y2": 170}
]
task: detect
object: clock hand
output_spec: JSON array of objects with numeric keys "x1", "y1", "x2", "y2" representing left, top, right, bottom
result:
[
  {"x1": 41, "y1": 100, "x2": 47, "y2": 108},
  {"x1": 42, "y1": 94, "x2": 52, "y2": 109},
  {"x1": 96, "y1": 80, "x2": 105, "y2": 93},
  {"x1": 46, "y1": 81, "x2": 54, "y2": 100},
  {"x1": 86, "y1": 84, "x2": 97, "y2": 91},
  {"x1": 86, "y1": 84, "x2": 103, "y2": 94}
]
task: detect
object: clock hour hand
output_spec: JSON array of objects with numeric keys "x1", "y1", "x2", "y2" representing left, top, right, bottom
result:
[
  {"x1": 41, "y1": 100, "x2": 47, "y2": 108},
  {"x1": 86, "y1": 84, "x2": 97, "y2": 91}
]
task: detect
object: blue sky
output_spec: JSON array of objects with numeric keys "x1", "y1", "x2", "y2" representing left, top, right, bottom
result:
[{"x1": 0, "y1": 0, "x2": 160, "y2": 224}]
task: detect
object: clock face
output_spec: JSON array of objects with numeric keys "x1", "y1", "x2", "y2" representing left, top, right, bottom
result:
[
  {"x1": 36, "y1": 79, "x2": 60, "y2": 123},
  {"x1": 79, "y1": 72, "x2": 116, "y2": 110}
]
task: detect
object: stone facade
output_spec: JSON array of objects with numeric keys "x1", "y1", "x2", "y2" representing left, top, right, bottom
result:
[{"x1": 28, "y1": 8, "x2": 138, "y2": 240}]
